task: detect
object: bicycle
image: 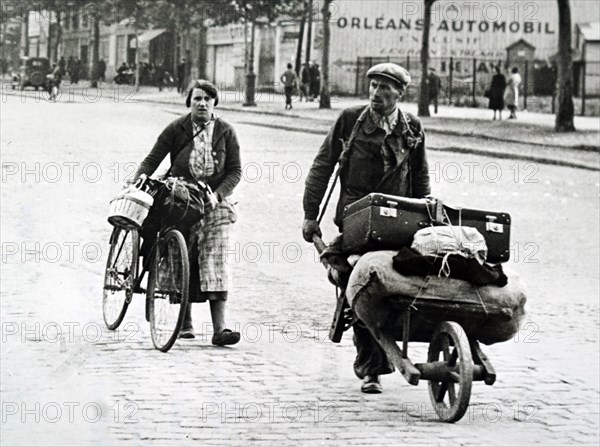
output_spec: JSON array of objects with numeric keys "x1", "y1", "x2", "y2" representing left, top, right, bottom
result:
[{"x1": 103, "y1": 175, "x2": 190, "y2": 352}]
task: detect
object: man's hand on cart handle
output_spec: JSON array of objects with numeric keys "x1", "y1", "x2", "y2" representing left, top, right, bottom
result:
[
  {"x1": 312, "y1": 234, "x2": 327, "y2": 255},
  {"x1": 302, "y1": 219, "x2": 322, "y2": 243}
]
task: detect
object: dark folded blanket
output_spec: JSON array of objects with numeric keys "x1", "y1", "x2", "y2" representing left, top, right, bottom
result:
[{"x1": 392, "y1": 247, "x2": 508, "y2": 287}]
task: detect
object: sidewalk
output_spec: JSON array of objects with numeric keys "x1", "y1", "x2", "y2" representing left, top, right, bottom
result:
[{"x1": 4, "y1": 80, "x2": 598, "y2": 169}]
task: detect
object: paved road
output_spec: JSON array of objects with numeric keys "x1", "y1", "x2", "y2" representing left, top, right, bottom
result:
[{"x1": 1, "y1": 93, "x2": 599, "y2": 446}]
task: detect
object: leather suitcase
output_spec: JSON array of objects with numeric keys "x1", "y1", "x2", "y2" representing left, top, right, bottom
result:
[{"x1": 341, "y1": 193, "x2": 511, "y2": 263}]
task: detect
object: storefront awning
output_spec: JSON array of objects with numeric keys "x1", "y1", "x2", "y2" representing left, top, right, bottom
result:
[{"x1": 130, "y1": 29, "x2": 167, "y2": 48}]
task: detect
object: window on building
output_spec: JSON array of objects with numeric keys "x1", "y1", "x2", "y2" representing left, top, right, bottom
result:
[
  {"x1": 72, "y1": 10, "x2": 79, "y2": 29},
  {"x1": 64, "y1": 10, "x2": 70, "y2": 30},
  {"x1": 82, "y1": 9, "x2": 89, "y2": 28}
]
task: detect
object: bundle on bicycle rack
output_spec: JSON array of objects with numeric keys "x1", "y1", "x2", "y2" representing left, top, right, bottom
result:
[{"x1": 108, "y1": 174, "x2": 215, "y2": 232}]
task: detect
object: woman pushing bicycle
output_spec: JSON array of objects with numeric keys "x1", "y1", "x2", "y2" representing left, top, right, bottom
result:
[{"x1": 132, "y1": 80, "x2": 242, "y2": 345}]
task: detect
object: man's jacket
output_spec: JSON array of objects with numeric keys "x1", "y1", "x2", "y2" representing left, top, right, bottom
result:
[{"x1": 303, "y1": 105, "x2": 431, "y2": 229}]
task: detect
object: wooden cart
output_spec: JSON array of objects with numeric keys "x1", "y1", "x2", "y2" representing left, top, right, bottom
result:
[{"x1": 315, "y1": 236, "x2": 523, "y2": 423}]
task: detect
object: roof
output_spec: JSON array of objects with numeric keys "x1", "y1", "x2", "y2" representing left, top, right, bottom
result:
[
  {"x1": 137, "y1": 29, "x2": 167, "y2": 44},
  {"x1": 577, "y1": 22, "x2": 600, "y2": 42},
  {"x1": 506, "y1": 38, "x2": 536, "y2": 50},
  {"x1": 129, "y1": 29, "x2": 167, "y2": 48}
]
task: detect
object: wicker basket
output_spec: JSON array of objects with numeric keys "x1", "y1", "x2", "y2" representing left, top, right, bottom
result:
[{"x1": 108, "y1": 188, "x2": 154, "y2": 230}]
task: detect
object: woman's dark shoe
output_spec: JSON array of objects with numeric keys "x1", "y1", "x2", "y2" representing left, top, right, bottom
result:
[
  {"x1": 212, "y1": 329, "x2": 240, "y2": 346},
  {"x1": 179, "y1": 326, "x2": 195, "y2": 339},
  {"x1": 361, "y1": 375, "x2": 382, "y2": 394}
]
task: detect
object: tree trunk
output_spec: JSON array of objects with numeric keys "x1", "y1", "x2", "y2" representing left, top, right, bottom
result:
[
  {"x1": 305, "y1": 0, "x2": 313, "y2": 66},
  {"x1": 22, "y1": 10, "x2": 29, "y2": 57},
  {"x1": 418, "y1": 0, "x2": 435, "y2": 117},
  {"x1": 53, "y1": 11, "x2": 62, "y2": 63},
  {"x1": 294, "y1": 2, "x2": 306, "y2": 76},
  {"x1": 555, "y1": 0, "x2": 575, "y2": 132},
  {"x1": 47, "y1": 20, "x2": 52, "y2": 59},
  {"x1": 244, "y1": 20, "x2": 257, "y2": 106},
  {"x1": 319, "y1": 0, "x2": 331, "y2": 109},
  {"x1": 134, "y1": 30, "x2": 140, "y2": 91},
  {"x1": 90, "y1": 10, "x2": 100, "y2": 88},
  {"x1": 198, "y1": 25, "x2": 207, "y2": 78}
]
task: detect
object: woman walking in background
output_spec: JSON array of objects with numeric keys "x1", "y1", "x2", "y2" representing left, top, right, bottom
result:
[
  {"x1": 504, "y1": 67, "x2": 522, "y2": 119},
  {"x1": 487, "y1": 66, "x2": 506, "y2": 120}
]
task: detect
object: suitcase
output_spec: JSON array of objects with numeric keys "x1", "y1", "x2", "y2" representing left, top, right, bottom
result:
[{"x1": 341, "y1": 193, "x2": 511, "y2": 263}]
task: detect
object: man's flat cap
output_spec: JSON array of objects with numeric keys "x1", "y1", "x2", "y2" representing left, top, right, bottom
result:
[{"x1": 367, "y1": 63, "x2": 411, "y2": 86}]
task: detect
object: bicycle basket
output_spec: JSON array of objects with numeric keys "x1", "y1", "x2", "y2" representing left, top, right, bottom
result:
[{"x1": 108, "y1": 185, "x2": 155, "y2": 230}]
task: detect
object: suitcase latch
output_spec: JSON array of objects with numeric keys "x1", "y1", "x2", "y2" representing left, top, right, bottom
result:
[
  {"x1": 380, "y1": 207, "x2": 397, "y2": 218},
  {"x1": 485, "y1": 215, "x2": 504, "y2": 233}
]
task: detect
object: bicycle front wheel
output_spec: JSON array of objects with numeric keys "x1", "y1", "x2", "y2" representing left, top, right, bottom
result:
[
  {"x1": 103, "y1": 228, "x2": 139, "y2": 330},
  {"x1": 147, "y1": 229, "x2": 189, "y2": 352}
]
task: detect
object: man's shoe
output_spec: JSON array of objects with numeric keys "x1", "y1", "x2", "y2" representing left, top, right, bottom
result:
[
  {"x1": 212, "y1": 329, "x2": 240, "y2": 346},
  {"x1": 179, "y1": 327, "x2": 195, "y2": 339},
  {"x1": 361, "y1": 375, "x2": 382, "y2": 394}
]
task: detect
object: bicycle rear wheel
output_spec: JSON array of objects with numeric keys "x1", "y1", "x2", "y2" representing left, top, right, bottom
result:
[
  {"x1": 147, "y1": 229, "x2": 189, "y2": 352},
  {"x1": 103, "y1": 228, "x2": 139, "y2": 330}
]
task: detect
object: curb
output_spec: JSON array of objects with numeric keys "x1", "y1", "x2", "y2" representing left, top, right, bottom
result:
[
  {"x1": 425, "y1": 127, "x2": 600, "y2": 152},
  {"x1": 216, "y1": 103, "x2": 600, "y2": 153}
]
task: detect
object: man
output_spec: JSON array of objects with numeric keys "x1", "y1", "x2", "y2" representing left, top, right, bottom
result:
[
  {"x1": 309, "y1": 61, "x2": 321, "y2": 102},
  {"x1": 300, "y1": 63, "x2": 310, "y2": 101},
  {"x1": 427, "y1": 67, "x2": 441, "y2": 114},
  {"x1": 98, "y1": 59, "x2": 107, "y2": 82},
  {"x1": 280, "y1": 63, "x2": 297, "y2": 110},
  {"x1": 177, "y1": 58, "x2": 186, "y2": 94},
  {"x1": 302, "y1": 63, "x2": 431, "y2": 394}
]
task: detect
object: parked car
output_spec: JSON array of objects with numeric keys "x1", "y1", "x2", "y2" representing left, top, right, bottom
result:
[{"x1": 18, "y1": 57, "x2": 50, "y2": 91}]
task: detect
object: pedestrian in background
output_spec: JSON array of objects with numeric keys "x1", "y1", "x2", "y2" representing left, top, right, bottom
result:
[
  {"x1": 98, "y1": 59, "x2": 106, "y2": 82},
  {"x1": 487, "y1": 66, "x2": 506, "y2": 120},
  {"x1": 309, "y1": 61, "x2": 321, "y2": 102},
  {"x1": 427, "y1": 67, "x2": 441, "y2": 114},
  {"x1": 70, "y1": 58, "x2": 80, "y2": 84},
  {"x1": 300, "y1": 63, "x2": 310, "y2": 101},
  {"x1": 280, "y1": 63, "x2": 297, "y2": 110},
  {"x1": 58, "y1": 56, "x2": 66, "y2": 77},
  {"x1": 177, "y1": 58, "x2": 186, "y2": 94},
  {"x1": 504, "y1": 66, "x2": 521, "y2": 119}
]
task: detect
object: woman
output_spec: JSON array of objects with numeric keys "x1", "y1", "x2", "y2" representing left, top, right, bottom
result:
[
  {"x1": 504, "y1": 67, "x2": 522, "y2": 119},
  {"x1": 488, "y1": 66, "x2": 506, "y2": 120},
  {"x1": 133, "y1": 80, "x2": 242, "y2": 345}
]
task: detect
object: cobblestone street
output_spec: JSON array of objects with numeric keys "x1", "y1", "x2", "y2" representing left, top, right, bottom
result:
[{"x1": 1, "y1": 90, "x2": 599, "y2": 446}]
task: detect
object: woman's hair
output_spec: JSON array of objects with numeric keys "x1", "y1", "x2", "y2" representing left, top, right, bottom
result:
[
  {"x1": 511, "y1": 67, "x2": 519, "y2": 74},
  {"x1": 186, "y1": 79, "x2": 219, "y2": 107},
  {"x1": 287, "y1": 63, "x2": 293, "y2": 69}
]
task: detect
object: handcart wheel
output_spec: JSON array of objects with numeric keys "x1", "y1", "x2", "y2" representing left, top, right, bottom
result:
[
  {"x1": 103, "y1": 228, "x2": 139, "y2": 330},
  {"x1": 147, "y1": 229, "x2": 189, "y2": 352},
  {"x1": 427, "y1": 321, "x2": 474, "y2": 422}
]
